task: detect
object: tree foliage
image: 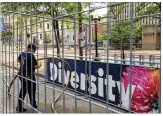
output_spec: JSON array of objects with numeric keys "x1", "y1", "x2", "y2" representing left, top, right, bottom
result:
[
  {"x1": 134, "y1": 2, "x2": 161, "y2": 23},
  {"x1": 92, "y1": 33, "x2": 107, "y2": 42},
  {"x1": 45, "y1": 33, "x2": 52, "y2": 43},
  {"x1": 108, "y1": 2, "x2": 160, "y2": 45},
  {"x1": 109, "y1": 20, "x2": 142, "y2": 43},
  {"x1": 1, "y1": 2, "x2": 90, "y2": 55},
  {"x1": 1, "y1": 30, "x2": 12, "y2": 41}
]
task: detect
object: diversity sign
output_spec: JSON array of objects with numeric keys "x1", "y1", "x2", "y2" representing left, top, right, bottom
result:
[{"x1": 46, "y1": 58, "x2": 160, "y2": 113}]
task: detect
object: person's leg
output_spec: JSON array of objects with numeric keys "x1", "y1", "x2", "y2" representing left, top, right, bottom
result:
[
  {"x1": 17, "y1": 76, "x2": 28, "y2": 112},
  {"x1": 28, "y1": 76, "x2": 37, "y2": 109}
]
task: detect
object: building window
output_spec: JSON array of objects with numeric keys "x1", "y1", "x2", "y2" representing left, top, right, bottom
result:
[
  {"x1": 27, "y1": 34, "x2": 30, "y2": 38},
  {"x1": 47, "y1": 23, "x2": 49, "y2": 29},
  {"x1": 40, "y1": 34, "x2": 42, "y2": 39},
  {"x1": 73, "y1": 35, "x2": 74, "y2": 40},
  {"x1": 40, "y1": 23, "x2": 42, "y2": 28}
]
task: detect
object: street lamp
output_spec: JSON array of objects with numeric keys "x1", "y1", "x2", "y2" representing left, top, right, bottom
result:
[{"x1": 91, "y1": 15, "x2": 100, "y2": 61}]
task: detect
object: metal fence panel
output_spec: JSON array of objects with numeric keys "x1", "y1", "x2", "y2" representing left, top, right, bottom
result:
[{"x1": 0, "y1": 2, "x2": 161, "y2": 113}]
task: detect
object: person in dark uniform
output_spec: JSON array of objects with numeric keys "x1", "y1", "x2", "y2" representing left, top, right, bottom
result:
[{"x1": 16, "y1": 43, "x2": 42, "y2": 113}]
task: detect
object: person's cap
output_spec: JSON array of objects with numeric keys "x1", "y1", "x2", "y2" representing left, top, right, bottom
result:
[{"x1": 27, "y1": 43, "x2": 38, "y2": 51}]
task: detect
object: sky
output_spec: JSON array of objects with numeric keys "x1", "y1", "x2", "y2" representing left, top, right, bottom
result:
[
  {"x1": 91, "y1": 3, "x2": 107, "y2": 17},
  {"x1": 84, "y1": 3, "x2": 107, "y2": 17}
]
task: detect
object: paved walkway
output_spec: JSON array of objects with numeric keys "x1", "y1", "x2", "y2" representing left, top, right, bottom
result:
[
  {"x1": 3, "y1": 45, "x2": 161, "y2": 55},
  {"x1": 0, "y1": 65, "x2": 127, "y2": 113}
]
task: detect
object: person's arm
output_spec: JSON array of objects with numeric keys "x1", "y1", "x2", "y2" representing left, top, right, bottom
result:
[
  {"x1": 32, "y1": 54, "x2": 42, "y2": 69},
  {"x1": 17, "y1": 54, "x2": 21, "y2": 63}
]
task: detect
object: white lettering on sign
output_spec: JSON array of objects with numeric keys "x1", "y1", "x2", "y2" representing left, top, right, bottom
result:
[
  {"x1": 116, "y1": 81, "x2": 136, "y2": 109},
  {"x1": 98, "y1": 77, "x2": 104, "y2": 97},
  {"x1": 71, "y1": 71, "x2": 79, "y2": 88},
  {"x1": 50, "y1": 63, "x2": 57, "y2": 81},
  {"x1": 49, "y1": 62, "x2": 136, "y2": 105},
  {"x1": 88, "y1": 75, "x2": 97, "y2": 94},
  {"x1": 50, "y1": 62, "x2": 69, "y2": 84},
  {"x1": 105, "y1": 75, "x2": 115, "y2": 102},
  {"x1": 80, "y1": 73, "x2": 86, "y2": 91},
  {"x1": 98, "y1": 68, "x2": 104, "y2": 97},
  {"x1": 58, "y1": 62, "x2": 62, "y2": 83}
]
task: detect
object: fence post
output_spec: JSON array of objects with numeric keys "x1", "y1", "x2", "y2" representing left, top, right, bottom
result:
[
  {"x1": 132, "y1": 55, "x2": 135, "y2": 64},
  {"x1": 149, "y1": 55, "x2": 155, "y2": 66},
  {"x1": 139, "y1": 54, "x2": 144, "y2": 65},
  {"x1": 114, "y1": 54, "x2": 118, "y2": 63}
]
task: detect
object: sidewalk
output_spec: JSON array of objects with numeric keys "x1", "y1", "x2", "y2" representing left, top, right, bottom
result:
[
  {"x1": 4, "y1": 44, "x2": 160, "y2": 55},
  {"x1": 1, "y1": 47, "x2": 160, "y2": 113},
  {"x1": 0, "y1": 66, "x2": 123, "y2": 113},
  {"x1": 0, "y1": 54, "x2": 127, "y2": 113}
]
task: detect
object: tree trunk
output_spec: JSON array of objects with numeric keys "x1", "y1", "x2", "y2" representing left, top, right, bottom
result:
[
  {"x1": 56, "y1": 20, "x2": 60, "y2": 44},
  {"x1": 51, "y1": 10, "x2": 60, "y2": 56},
  {"x1": 78, "y1": 2, "x2": 83, "y2": 59}
]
